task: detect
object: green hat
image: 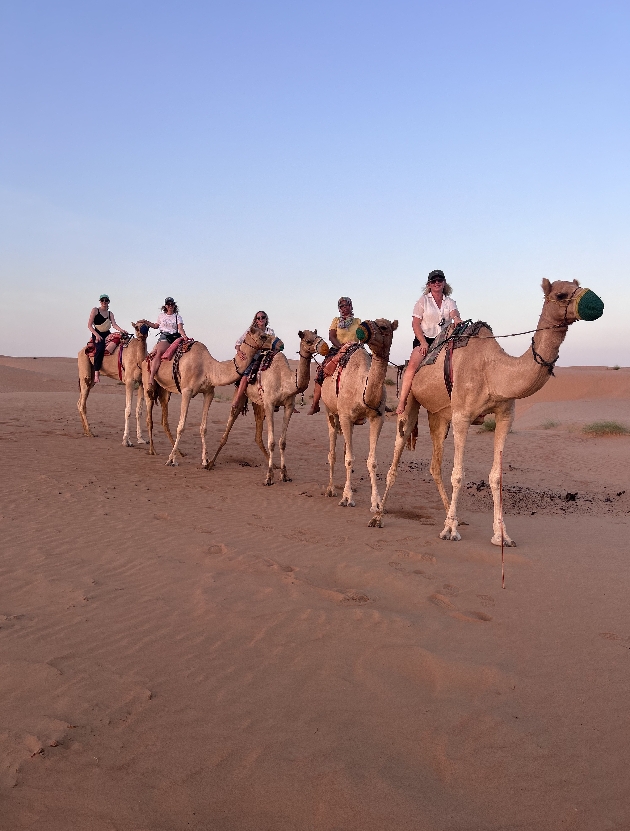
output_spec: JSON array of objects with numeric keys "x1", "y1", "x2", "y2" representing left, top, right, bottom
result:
[{"x1": 99, "y1": 294, "x2": 110, "y2": 301}]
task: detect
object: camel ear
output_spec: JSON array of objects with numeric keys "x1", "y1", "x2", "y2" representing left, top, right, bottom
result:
[
  {"x1": 314, "y1": 329, "x2": 317, "y2": 334},
  {"x1": 573, "y1": 278, "x2": 581, "y2": 286},
  {"x1": 298, "y1": 331, "x2": 304, "y2": 339},
  {"x1": 541, "y1": 278, "x2": 552, "y2": 297},
  {"x1": 391, "y1": 320, "x2": 398, "y2": 331},
  {"x1": 131, "y1": 321, "x2": 137, "y2": 328}
]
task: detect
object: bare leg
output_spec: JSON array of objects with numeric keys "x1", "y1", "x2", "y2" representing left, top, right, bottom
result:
[
  {"x1": 338, "y1": 415, "x2": 355, "y2": 507},
  {"x1": 325, "y1": 411, "x2": 340, "y2": 497},
  {"x1": 369, "y1": 397, "x2": 420, "y2": 527},
  {"x1": 148, "y1": 341, "x2": 169, "y2": 386},
  {"x1": 231, "y1": 374, "x2": 249, "y2": 412},
  {"x1": 308, "y1": 383, "x2": 322, "y2": 415},
  {"x1": 166, "y1": 388, "x2": 193, "y2": 466},
  {"x1": 427, "y1": 410, "x2": 452, "y2": 511},
  {"x1": 488, "y1": 402, "x2": 516, "y2": 547},
  {"x1": 396, "y1": 348, "x2": 423, "y2": 415}
]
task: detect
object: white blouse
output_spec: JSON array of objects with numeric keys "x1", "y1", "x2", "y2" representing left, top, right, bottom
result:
[
  {"x1": 157, "y1": 312, "x2": 184, "y2": 334},
  {"x1": 412, "y1": 294, "x2": 459, "y2": 339}
]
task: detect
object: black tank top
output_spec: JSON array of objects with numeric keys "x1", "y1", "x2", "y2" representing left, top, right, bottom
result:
[{"x1": 94, "y1": 310, "x2": 110, "y2": 325}]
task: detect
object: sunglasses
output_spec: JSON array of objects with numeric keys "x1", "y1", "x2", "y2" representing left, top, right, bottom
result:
[
  {"x1": 428, "y1": 277, "x2": 445, "y2": 284},
  {"x1": 256, "y1": 315, "x2": 267, "y2": 320}
]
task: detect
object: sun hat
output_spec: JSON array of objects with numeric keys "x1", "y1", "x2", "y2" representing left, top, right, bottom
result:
[
  {"x1": 99, "y1": 294, "x2": 110, "y2": 301},
  {"x1": 164, "y1": 297, "x2": 175, "y2": 305}
]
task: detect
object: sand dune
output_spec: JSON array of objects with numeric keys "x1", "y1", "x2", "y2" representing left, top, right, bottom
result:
[{"x1": 1, "y1": 357, "x2": 629, "y2": 829}]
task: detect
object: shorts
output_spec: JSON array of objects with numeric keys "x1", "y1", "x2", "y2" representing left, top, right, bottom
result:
[{"x1": 158, "y1": 332, "x2": 181, "y2": 344}]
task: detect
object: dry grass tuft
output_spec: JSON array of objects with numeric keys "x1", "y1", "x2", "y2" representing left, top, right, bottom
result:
[
  {"x1": 541, "y1": 420, "x2": 560, "y2": 429},
  {"x1": 583, "y1": 421, "x2": 629, "y2": 436},
  {"x1": 478, "y1": 416, "x2": 496, "y2": 432}
]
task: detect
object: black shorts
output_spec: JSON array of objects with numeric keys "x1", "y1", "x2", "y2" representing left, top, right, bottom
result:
[{"x1": 412, "y1": 336, "x2": 435, "y2": 349}]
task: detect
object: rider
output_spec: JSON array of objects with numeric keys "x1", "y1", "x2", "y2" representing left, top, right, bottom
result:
[
  {"x1": 230, "y1": 311, "x2": 276, "y2": 414},
  {"x1": 308, "y1": 297, "x2": 361, "y2": 415},
  {"x1": 87, "y1": 294, "x2": 128, "y2": 383},
  {"x1": 147, "y1": 297, "x2": 188, "y2": 386}
]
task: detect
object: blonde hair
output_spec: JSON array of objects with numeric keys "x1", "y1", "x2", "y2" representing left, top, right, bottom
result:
[
  {"x1": 423, "y1": 281, "x2": 453, "y2": 296},
  {"x1": 251, "y1": 310, "x2": 269, "y2": 328}
]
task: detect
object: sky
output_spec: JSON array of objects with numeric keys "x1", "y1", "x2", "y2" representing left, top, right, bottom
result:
[{"x1": 1, "y1": 0, "x2": 628, "y2": 366}]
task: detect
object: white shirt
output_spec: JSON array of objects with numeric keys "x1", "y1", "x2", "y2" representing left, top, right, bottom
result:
[
  {"x1": 235, "y1": 326, "x2": 275, "y2": 349},
  {"x1": 157, "y1": 312, "x2": 183, "y2": 334},
  {"x1": 412, "y1": 294, "x2": 459, "y2": 339}
]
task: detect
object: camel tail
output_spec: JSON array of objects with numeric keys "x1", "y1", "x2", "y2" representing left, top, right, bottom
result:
[{"x1": 406, "y1": 423, "x2": 418, "y2": 451}]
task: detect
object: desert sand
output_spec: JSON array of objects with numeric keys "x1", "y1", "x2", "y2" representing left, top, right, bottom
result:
[{"x1": 1, "y1": 355, "x2": 629, "y2": 830}]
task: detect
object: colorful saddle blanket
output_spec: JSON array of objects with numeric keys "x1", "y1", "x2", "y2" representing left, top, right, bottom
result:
[
  {"x1": 419, "y1": 320, "x2": 492, "y2": 368},
  {"x1": 85, "y1": 331, "x2": 123, "y2": 357}
]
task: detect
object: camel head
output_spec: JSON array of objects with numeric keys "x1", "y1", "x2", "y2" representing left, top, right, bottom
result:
[
  {"x1": 541, "y1": 279, "x2": 604, "y2": 325},
  {"x1": 248, "y1": 326, "x2": 276, "y2": 351},
  {"x1": 298, "y1": 329, "x2": 329, "y2": 357},
  {"x1": 132, "y1": 320, "x2": 151, "y2": 339},
  {"x1": 355, "y1": 318, "x2": 399, "y2": 358}
]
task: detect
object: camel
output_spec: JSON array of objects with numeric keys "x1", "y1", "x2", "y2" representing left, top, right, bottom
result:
[
  {"x1": 369, "y1": 279, "x2": 604, "y2": 545},
  {"x1": 320, "y1": 318, "x2": 398, "y2": 512},
  {"x1": 78, "y1": 320, "x2": 153, "y2": 445},
  {"x1": 142, "y1": 326, "x2": 275, "y2": 467},
  {"x1": 208, "y1": 330, "x2": 329, "y2": 484}
]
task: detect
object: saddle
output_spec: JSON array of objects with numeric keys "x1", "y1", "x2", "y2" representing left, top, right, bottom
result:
[
  {"x1": 419, "y1": 320, "x2": 492, "y2": 398},
  {"x1": 85, "y1": 331, "x2": 123, "y2": 358}
]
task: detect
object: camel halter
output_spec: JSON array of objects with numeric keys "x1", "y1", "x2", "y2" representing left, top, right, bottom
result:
[{"x1": 531, "y1": 285, "x2": 589, "y2": 374}]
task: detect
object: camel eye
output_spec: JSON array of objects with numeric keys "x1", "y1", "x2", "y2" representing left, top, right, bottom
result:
[{"x1": 555, "y1": 292, "x2": 568, "y2": 301}]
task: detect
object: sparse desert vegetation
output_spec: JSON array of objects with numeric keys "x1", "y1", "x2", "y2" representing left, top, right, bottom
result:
[
  {"x1": 542, "y1": 420, "x2": 560, "y2": 429},
  {"x1": 583, "y1": 421, "x2": 629, "y2": 436},
  {"x1": 478, "y1": 416, "x2": 496, "y2": 432}
]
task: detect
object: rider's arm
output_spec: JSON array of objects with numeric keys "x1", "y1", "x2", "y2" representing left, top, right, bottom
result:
[{"x1": 109, "y1": 313, "x2": 128, "y2": 334}]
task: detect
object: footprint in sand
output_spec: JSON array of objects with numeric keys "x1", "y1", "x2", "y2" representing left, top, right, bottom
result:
[
  {"x1": 429, "y1": 592, "x2": 492, "y2": 623},
  {"x1": 477, "y1": 594, "x2": 495, "y2": 608},
  {"x1": 441, "y1": 584, "x2": 459, "y2": 597}
]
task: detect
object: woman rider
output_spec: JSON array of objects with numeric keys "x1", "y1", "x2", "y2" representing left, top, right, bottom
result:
[
  {"x1": 230, "y1": 311, "x2": 276, "y2": 414},
  {"x1": 307, "y1": 296, "x2": 361, "y2": 415},
  {"x1": 87, "y1": 294, "x2": 128, "y2": 383},
  {"x1": 147, "y1": 297, "x2": 188, "y2": 387},
  {"x1": 396, "y1": 270, "x2": 462, "y2": 415}
]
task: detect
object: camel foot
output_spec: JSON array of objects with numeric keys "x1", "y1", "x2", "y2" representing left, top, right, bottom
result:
[
  {"x1": 325, "y1": 487, "x2": 337, "y2": 498},
  {"x1": 264, "y1": 478, "x2": 274, "y2": 486},
  {"x1": 338, "y1": 497, "x2": 356, "y2": 507},
  {"x1": 136, "y1": 437, "x2": 146, "y2": 445},
  {"x1": 370, "y1": 504, "x2": 382, "y2": 514},
  {"x1": 491, "y1": 534, "x2": 516, "y2": 547},
  {"x1": 122, "y1": 437, "x2": 133, "y2": 447},
  {"x1": 368, "y1": 514, "x2": 384, "y2": 528},
  {"x1": 280, "y1": 470, "x2": 292, "y2": 482},
  {"x1": 440, "y1": 525, "x2": 461, "y2": 541},
  {"x1": 165, "y1": 458, "x2": 179, "y2": 467}
]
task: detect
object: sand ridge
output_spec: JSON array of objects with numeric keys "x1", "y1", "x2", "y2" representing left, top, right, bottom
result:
[{"x1": 1, "y1": 358, "x2": 629, "y2": 829}]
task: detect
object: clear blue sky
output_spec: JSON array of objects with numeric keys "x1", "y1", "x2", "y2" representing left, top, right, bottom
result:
[{"x1": 1, "y1": 0, "x2": 628, "y2": 365}]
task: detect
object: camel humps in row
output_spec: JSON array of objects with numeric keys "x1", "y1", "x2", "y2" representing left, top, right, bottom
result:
[
  {"x1": 142, "y1": 326, "x2": 275, "y2": 467},
  {"x1": 369, "y1": 279, "x2": 604, "y2": 545},
  {"x1": 208, "y1": 330, "x2": 329, "y2": 484},
  {"x1": 77, "y1": 320, "x2": 153, "y2": 445},
  {"x1": 321, "y1": 318, "x2": 398, "y2": 512}
]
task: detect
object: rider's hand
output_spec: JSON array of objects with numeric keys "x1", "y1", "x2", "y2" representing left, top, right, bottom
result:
[{"x1": 95, "y1": 334, "x2": 103, "y2": 342}]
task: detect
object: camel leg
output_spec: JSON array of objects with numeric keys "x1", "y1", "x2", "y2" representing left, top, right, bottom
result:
[
  {"x1": 122, "y1": 380, "x2": 135, "y2": 446},
  {"x1": 77, "y1": 372, "x2": 95, "y2": 437},
  {"x1": 135, "y1": 383, "x2": 146, "y2": 444},
  {"x1": 252, "y1": 402, "x2": 271, "y2": 464},
  {"x1": 166, "y1": 388, "x2": 193, "y2": 466},
  {"x1": 208, "y1": 406, "x2": 240, "y2": 470},
  {"x1": 263, "y1": 404, "x2": 276, "y2": 486},
  {"x1": 145, "y1": 386, "x2": 157, "y2": 455},
  {"x1": 440, "y1": 414, "x2": 471, "y2": 542},
  {"x1": 427, "y1": 410, "x2": 452, "y2": 511},
  {"x1": 277, "y1": 399, "x2": 295, "y2": 483},
  {"x1": 338, "y1": 416, "x2": 356, "y2": 507},
  {"x1": 325, "y1": 412, "x2": 340, "y2": 498},
  {"x1": 368, "y1": 398, "x2": 420, "y2": 527},
  {"x1": 366, "y1": 414, "x2": 385, "y2": 513},
  {"x1": 158, "y1": 390, "x2": 186, "y2": 457},
  {"x1": 489, "y1": 403, "x2": 516, "y2": 547},
  {"x1": 199, "y1": 389, "x2": 215, "y2": 468}
]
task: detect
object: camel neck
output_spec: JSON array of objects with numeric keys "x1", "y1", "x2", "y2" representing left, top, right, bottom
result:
[
  {"x1": 495, "y1": 308, "x2": 568, "y2": 400},
  {"x1": 295, "y1": 351, "x2": 313, "y2": 393},
  {"x1": 364, "y1": 351, "x2": 389, "y2": 410}
]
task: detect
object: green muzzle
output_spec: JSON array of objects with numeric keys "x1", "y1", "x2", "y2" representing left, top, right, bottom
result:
[{"x1": 576, "y1": 289, "x2": 604, "y2": 321}]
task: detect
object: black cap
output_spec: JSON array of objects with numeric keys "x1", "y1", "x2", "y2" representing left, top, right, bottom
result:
[{"x1": 164, "y1": 297, "x2": 175, "y2": 305}]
